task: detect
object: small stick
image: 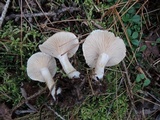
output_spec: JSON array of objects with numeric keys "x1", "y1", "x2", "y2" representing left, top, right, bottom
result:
[
  {"x1": 146, "y1": 92, "x2": 160, "y2": 103},
  {"x1": 0, "y1": 0, "x2": 11, "y2": 29},
  {"x1": 20, "y1": 86, "x2": 37, "y2": 112},
  {"x1": 45, "y1": 104, "x2": 66, "y2": 120},
  {"x1": 5, "y1": 7, "x2": 80, "y2": 20},
  {"x1": 122, "y1": 61, "x2": 138, "y2": 116},
  {"x1": 12, "y1": 87, "x2": 47, "y2": 113},
  {"x1": 87, "y1": 70, "x2": 95, "y2": 95},
  {"x1": 60, "y1": 33, "x2": 89, "y2": 56}
]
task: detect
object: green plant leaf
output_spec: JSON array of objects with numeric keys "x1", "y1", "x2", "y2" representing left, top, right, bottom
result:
[
  {"x1": 128, "y1": 7, "x2": 136, "y2": 14},
  {"x1": 107, "y1": 0, "x2": 113, "y2": 2},
  {"x1": 140, "y1": 45, "x2": 147, "y2": 51},
  {"x1": 156, "y1": 38, "x2": 160, "y2": 43},
  {"x1": 127, "y1": 28, "x2": 132, "y2": 36},
  {"x1": 136, "y1": 74, "x2": 143, "y2": 82},
  {"x1": 131, "y1": 15, "x2": 141, "y2": 23},
  {"x1": 151, "y1": 42, "x2": 156, "y2": 46},
  {"x1": 136, "y1": 74, "x2": 145, "y2": 82},
  {"x1": 131, "y1": 39, "x2": 140, "y2": 46},
  {"x1": 132, "y1": 32, "x2": 139, "y2": 39},
  {"x1": 143, "y1": 79, "x2": 151, "y2": 87},
  {"x1": 136, "y1": 75, "x2": 141, "y2": 82},
  {"x1": 122, "y1": 14, "x2": 130, "y2": 22},
  {"x1": 140, "y1": 74, "x2": 145, "y2": 79}
]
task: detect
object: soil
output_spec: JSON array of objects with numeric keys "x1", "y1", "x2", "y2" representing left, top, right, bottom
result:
[{"x1": 55, "y1": 75, "x2": 107, "y2": 108}]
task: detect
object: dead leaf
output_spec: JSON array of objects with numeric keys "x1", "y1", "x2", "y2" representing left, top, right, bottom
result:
[
  {"x1": 144, "y1": 41, "x2": 159, "y2": 56},
  {"x1": 156, "y1": 113, "x2": 160, "y2": 120},
  {"x1": 143, "y1": 28, "x2": 160, "y2": 62},
  {"x1": 0, "y1": 103, "x2": 12, "y2": 120}
]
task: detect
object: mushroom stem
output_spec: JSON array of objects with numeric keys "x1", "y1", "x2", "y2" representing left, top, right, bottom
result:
[
  {"x1": 58, "y1": 53, "x2": 80, "y2": 78},
  {"x1": 40, "y1": 67, "x2": 56, "y2": 100},
  {"x1": 94, "y1": 53, "x2": 109, "y2": 80}
]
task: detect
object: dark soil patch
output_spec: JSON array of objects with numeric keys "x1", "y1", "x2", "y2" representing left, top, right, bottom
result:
[{"x1": 55, "y1": 75, "x2": 107, "y2": 108}]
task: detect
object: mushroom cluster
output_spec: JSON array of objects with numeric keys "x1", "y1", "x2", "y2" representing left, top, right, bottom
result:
[
  {"x1": 26, "y1": 30, "x2": 126, "y2": 100},
  {"x1": 39, "y1": 31, "x2": 80, "y2": 78},
  {"x1": 27, "y1": 31, "x2": 79, "y2": 100}
]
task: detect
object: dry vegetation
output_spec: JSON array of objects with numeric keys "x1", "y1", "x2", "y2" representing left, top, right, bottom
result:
[{"x1": 0, "y1": 0, "x2": 160, "y2": 120}]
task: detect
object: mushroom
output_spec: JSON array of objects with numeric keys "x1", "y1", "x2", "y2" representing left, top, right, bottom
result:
[
  {"x1": 82, "y1": 30, "x2": 126, "y2": 80},
  {"x1": 27, "y1": 52, "x2": 57, "y2": 100},
  {"x1": 39, "y1": 31, "x2": 80, "y2": 79}
]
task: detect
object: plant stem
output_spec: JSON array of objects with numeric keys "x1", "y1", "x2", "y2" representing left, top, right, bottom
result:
[
  {"x1": 0, "y1": 0, "x2": 11, "y2": 29},
  {"x1": 40, "y1": 67, "x2": 56, "y2": 100},
  {"x1": 94, "y1": 53, "x2": 109, "y2": 80},
  {"x1": 58, "y1": 53, "x2": 80, "y2": 78}
]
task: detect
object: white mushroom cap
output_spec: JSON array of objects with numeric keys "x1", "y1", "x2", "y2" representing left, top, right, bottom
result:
[
  {"x1": 83, "y1": 30, "x2": 126, "y2": 80},
  {"x1": 39, "y1": 31, "x2": 80, "y2": 78},
  {"x1": 27, "y1": 52, "x2": 56, "y2": 82},
  {"x1": 39, "y1": 31, "x2": 79, "y2": 58},
  {"x1": 27, "y1": 52, "x2": 57, "y2": 100}
]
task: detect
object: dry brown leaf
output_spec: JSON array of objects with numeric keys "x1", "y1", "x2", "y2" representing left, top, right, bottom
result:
[
  {"x1": 143, "y1": 28, "x2": 160, "y2": 61},
  {"x1": 0, "y1": 103, "x2": 12, "y2": 120}
]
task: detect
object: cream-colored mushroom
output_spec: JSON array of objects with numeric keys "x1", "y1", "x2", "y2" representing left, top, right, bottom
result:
[
  {"x1": 39, "y1": 31, "x2": 80, "y2": 79},
  {"x1": 27, "y1": 52, "x2": 57, "y2": 100},
  {"x1": 82, "y1": 30, "x2": 126, "y2": 80}
]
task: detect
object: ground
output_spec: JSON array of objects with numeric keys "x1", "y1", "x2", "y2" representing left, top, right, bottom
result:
[{"x1": 0, "y1": 0, "x2": 160, "y2": 120}]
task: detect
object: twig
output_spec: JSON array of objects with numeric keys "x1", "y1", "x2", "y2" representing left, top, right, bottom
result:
[
  {"x1": 143, "y1": 8, "x2": 160, "y2": 14},
  {"x1": 146, "y1": 92, "x2": 160, "y2": 103},
  {"x1": 86, "y1": 70, "x2": 95, "y2": 95},
  {"x1": 153, "y1": 58, "x2": 160, "y2": 66},
  {"x1": 122, "y1": 61, "x2": 138, "y2": 116},
  {"x1": 135, "y1": 94, "x2": 160, "y2": 108},
  {"x1": 121, "y1": 0, "x2": 139, "y2": 17},
  {"x1": 7, "y1": 12, "x2": 56, "y2": 18},
  {"x1": 91, "y1": 20, "x2": 104, "y2": 29},
  {"x1": 45, "y1": 104, "x2": 66, "y2": 120},
  {"x1": 106, "y1": 78, "x2": 125, "y2": 116},
  {"x1": 15, "y1": 110, "x2": 36, "y2": 115},
  {"x1": 5, "y1": 7, "x2": 81, "y2": 20},
  {"x1": 24, "y1": 0, "x2": 42, "y2": 32},
  {"x1": 136, "y1": 65, "x2": 148, "y2": 79},
  {"x1": 115, "y1": 9, "x2": 133, "y2": 55},
  {"x1": 20, "y1": 86, "x2": 37, "y2": 112},
  {"x1": 60, "y1": 33, "x2": 89, "y2": 56},
  {"x1": 20, "y1": 0, "x2": 23, "y2": 69},
  {"x1": 0, "y1": 0, "x2": 11, "y2": 29},
  {"x1": 35, "y1": 0, "x2": 53, "y2": 26},
  {"x1": 0, "y1": 91, "x2": 12, "y2": 99},
  {"x1": 12, "y1": 87, "x2": 47, "y2": 113}
]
